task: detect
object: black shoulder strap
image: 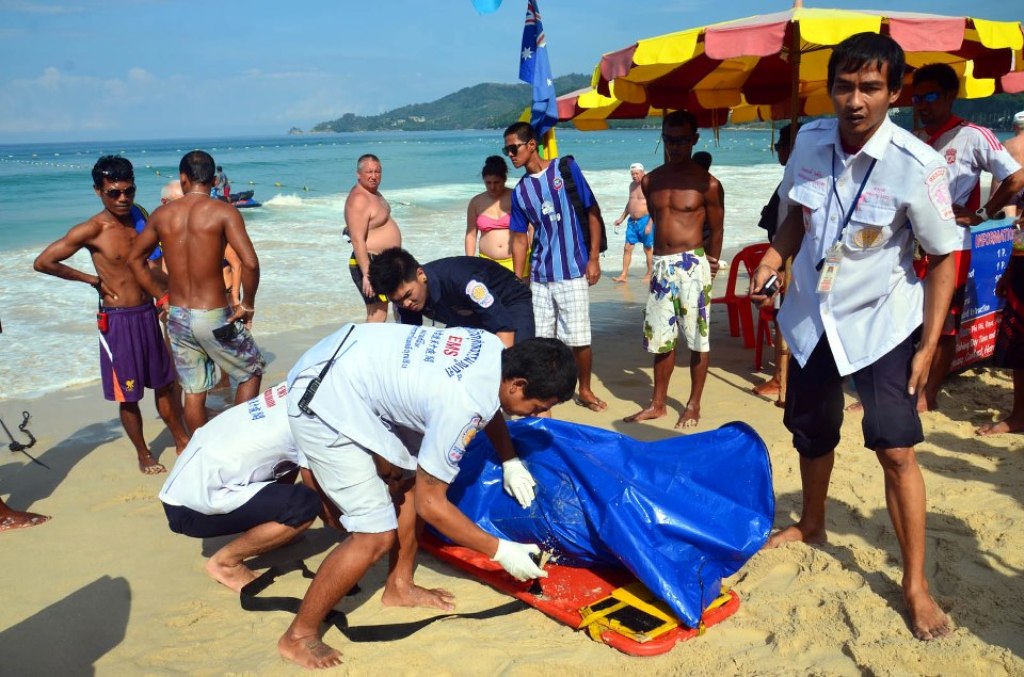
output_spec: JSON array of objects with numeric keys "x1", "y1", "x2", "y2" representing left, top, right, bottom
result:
[{"x1": 558, "y1": 155, "x2": 587, "y2": 220}]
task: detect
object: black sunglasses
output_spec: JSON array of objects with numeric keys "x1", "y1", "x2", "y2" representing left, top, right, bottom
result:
[
  {"x1": 502, "y1": 142, "x2": 527, "y2": 156},
  {"x1": 103, "y1": 186, "x2": 137, "y2": 199},
  {"x1": 661, "y1": 134, "x2": 694, "y2": 145}
]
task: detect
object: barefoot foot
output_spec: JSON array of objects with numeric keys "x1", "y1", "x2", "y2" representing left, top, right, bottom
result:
[
  {"x1": 674, "y1": 404, "x2": 700, "y2": 430},
  {"x1": 765, "y1": 523, "x2": 827, "y2": 549},
  {"x1": 623, "y1": 404, "x2": 666, "y2": 423},
  {"x1": 138, "y1": 453, "x2": 166, "y2": 475},
  {"x1": 976, "y1": 415, "x2": 1024, "y2": 436},
  {"x1": 382, "y1": 584, "x2": 456, "y2": 611},
  {"x1": 612, "y1": 275, "x2": 628, "y2": 283},
  {"x1": 753, "y1": 378, "x2": 780, "y2": 397},
  {"x1": 905, "y1": 588, "x2": 951, "y2": 641},
  {"x1": 278, "y1": 633, "x2": 342, "y2": 670},
  {"x1": 641, "y1": 274, "x2": 651, "y2": 284},
  {"x1": 0, "y1": 511, "x2": 51, "y2": 532},
  {"x1": 205, "y1": 558, "x2": 258, "y2": 593}
]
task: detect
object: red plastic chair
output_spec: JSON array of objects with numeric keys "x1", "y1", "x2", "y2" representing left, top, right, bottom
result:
[
  {"x1": 754, "y1": 304, "x2": 777, "y2": 371},
  {"x1": 711, "y1": 243, "x2": 769, "y2": 349}
]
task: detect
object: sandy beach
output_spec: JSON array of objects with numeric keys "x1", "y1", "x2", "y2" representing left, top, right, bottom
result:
[{"x1": 1, "y1": 268, "x2": 1023, "y2": 676}]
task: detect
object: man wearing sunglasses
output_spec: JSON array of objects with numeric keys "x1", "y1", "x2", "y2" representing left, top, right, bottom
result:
[
  {"x1": 34, "y1": 155, "x2": 190, "y2": 474},
  {"x1": 910, "y1": 63, "x2": 1024, "y2": 412}
]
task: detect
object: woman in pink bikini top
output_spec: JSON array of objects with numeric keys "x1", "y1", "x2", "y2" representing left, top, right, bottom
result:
[{"x1": 466, "y1": 155, "x2": 518, "y2": 272}]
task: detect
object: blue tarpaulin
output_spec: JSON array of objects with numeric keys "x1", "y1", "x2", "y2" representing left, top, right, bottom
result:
[{"x1": 444, "y1": 418, "x2": 775, "y2": 627}]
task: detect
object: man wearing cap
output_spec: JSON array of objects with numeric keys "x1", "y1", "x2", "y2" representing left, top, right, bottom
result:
[
  {"x1": 612, "y1": 163, "x2": 653, "y2": 283},
  {"x1": 993, "y1": 111, "x2": 1024, "y2": 218},
  {"x1": 911, "y1": 63, "x2": 1024, "y2": 411}
]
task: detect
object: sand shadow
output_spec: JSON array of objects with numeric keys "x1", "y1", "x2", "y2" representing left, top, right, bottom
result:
[
  {"x1": 0, "y1": 575, "x2": 131, "y2": 674},
  {"x1": 201, "y1": 523, "x2": 342, "y2": 565},
  {"x1": 0, "y1": 418, "x2": 121, "y2": 510},
  {"x1": 917, "y1": 431, "x2": 1023, "y2": 510}
]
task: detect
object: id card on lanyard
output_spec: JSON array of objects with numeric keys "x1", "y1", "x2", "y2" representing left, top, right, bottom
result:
[{"x1": 816, "y1": 149, "x2": 877, "y2": 294}]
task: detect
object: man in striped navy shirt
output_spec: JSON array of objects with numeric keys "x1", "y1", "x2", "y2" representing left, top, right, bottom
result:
[{"x1": 504, "y1": 122, "x2": 607, "y2": 412}]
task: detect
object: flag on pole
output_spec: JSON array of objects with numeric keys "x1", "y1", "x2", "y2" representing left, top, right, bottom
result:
[{"x1": 519, "y1": 0, "x2": 558, "y2": 140}]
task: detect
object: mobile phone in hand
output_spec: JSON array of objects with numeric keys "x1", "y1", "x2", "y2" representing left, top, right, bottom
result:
[{"x1": 756, "y1": 274, "x2": 780, "y2": 298}]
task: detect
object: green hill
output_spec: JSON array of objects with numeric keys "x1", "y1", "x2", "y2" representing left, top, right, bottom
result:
[{"x1": 310, "y1": 74, "x2": 591, "y2": 132}]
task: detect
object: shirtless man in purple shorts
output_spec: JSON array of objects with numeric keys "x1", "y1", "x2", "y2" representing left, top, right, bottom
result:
[{"x1": 34, "y1": 155, "x2": 190, "y2": 474}]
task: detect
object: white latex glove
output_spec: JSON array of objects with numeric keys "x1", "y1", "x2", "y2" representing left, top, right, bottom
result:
[
  {"x1": 501, "y1": 457, "x2": 537, "y2": 509},
  {"x1": 491, "y1": 539, "x2": 548, "y2": 581}
]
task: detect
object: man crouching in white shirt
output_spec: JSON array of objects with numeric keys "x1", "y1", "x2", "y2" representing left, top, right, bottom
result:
[
  {"x1": 278, "y1": 323, "x2": 577, "y2": 669},
  {"x1": 751, "y1": 33, "x2": 958, "y2": 641},
  {"x1": 159, "y1": 382, "x2": 320, "y2": 593}
]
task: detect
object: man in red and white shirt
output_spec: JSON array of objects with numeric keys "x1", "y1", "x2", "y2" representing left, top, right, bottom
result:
[{"x1": 911, "y1": 63, "x2": 1024, "y2": 411}]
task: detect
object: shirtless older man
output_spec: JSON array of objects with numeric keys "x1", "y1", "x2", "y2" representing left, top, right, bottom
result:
[
  {"x1": 345, "y1": 154, "x2": 402, "y2": 322},
  {"x1": 34, "y1": 155, "x2": 189, "y2": 473},
  {"x1": 624, "y1": 110, "x2": 724, "y2": 429},
  {"x1": 612, "y1": 163, "x2": 653, "y2": 283},
  {"x1": 130, "y1": 150, "x2": 265, "y2": 434}
]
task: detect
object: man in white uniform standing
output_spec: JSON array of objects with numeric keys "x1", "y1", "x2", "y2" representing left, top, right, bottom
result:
[
  {"x1": 910, "y1": 62, "x2": 1024, "y2": 411},
  {"x1": 752, "y1": 33, "x2": 960, "y2": 641},
  {"x1": 159, "y1": 382, "x2": 321, "y2": 593},
  {"x1": 277, "y1": 324, "x2": 577, "y2": 669}
]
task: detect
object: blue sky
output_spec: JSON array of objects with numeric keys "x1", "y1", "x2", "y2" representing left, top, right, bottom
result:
[{"x1": 0, "y1": 0, "x2": 1018, "y2": 143}]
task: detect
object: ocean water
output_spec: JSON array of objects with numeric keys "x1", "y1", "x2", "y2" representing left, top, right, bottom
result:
[{"x1": 0, "y1": 128, "x2": 786, "y2": 399}]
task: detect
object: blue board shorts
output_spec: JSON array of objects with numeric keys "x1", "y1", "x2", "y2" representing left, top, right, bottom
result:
[
  {"x1": 625, "y1": 215, "x2": 653, "y2": 249},
  {"x1": 167, "y1": 306, "x2": 265, "y2": 394}
]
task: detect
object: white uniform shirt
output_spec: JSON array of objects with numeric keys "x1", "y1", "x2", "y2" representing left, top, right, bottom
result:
[
  {"x1": 777, "y1": 117, "x2": 961, "y2": 375},
  {"x1": 159, "y1": 382, "x2": 303, "y2": 513},
  {"x1": 287, "y1": 323, "x2": 502, "y2": 485},
  {"x1": 914, "y1": 119, "x2": 1021, "y2": 250}
]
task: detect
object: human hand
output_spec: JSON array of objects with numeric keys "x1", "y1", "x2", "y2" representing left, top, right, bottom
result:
[
  {"x1": 501, "y1": 458, "x2": 536, "y2": 508},
  {"x1": 586, "y1": 259, "x2": 601, "y2": 286},
  {"x1": 228, "y1": 303, "x2": 254, "y2": 328},
  {"x1": 491, "y1": 539, "x2": 548, "y2": 581},
  {"x1": 907, "y1": 346, "x2": 932, "y2": 397},
  {"x1": 91, "y1": 277, "x2": 118, "y2": 302},
  {"x1": 951, "y1": 204, "x2": 981, "y2": 227},
  {"x1": 361, "y1": 274, "x2": 375, "y2": 298},
  {"x1": 750, "y1": 264, "x2": 779, "y2": 307},
  {"x1": 707, "y1": 255, "x2": 720, "y2": 279}
]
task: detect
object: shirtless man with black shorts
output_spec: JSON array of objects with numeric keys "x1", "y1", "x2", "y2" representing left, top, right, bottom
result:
[
  {"x1": 130, "y1": 150, "x2": 265, "y2": 434},
  {"x1": 344, "y1": 154, "x2": 402, "y2": 322},
  {"x1": 624, "y1": 110, "x2": 724, "y2": 429},
  {"x1": 35, "y1": 155, "x2": 189, "y2": 474}
]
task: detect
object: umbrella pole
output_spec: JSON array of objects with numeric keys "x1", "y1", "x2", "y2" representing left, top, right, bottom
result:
[{"x1": 775, "y1": 5, "x2": 802, "y2": 409}]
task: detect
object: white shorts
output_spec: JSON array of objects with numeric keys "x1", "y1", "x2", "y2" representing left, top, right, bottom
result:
[
  {"x1": 287, "y1": 410, "x2": 397, "y2": 534},
  {"x1": 531, "y1": 276, "x2": 591, "y2": 347},
  {"x1": 643, "y1": 250, "x2": 712, "y2": 354}
]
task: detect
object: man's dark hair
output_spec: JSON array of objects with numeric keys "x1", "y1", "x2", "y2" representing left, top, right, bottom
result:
[
  {"x1": 92, "y1": 155, "x2": 134, "y2": 188},
  {"x1": 179, "y1": 150, "x2": 216, "y2": 185},
  {"x1": 369, "y1": 247, "x2": 420, "y2": 298},
  {"x1": 663, "y1": 110, "x2": 698, "y2": 134},
  {"x1": 501, "y1": 338, "x2": 577, "y2": 402},
  {"x1": 503, "y1": 121, "x2": 536, "y2": 143},
  {"x1": 692, "y1": 151, "x2": 712, "y2": 171},
  {"x1": 827, "y1": 32, "x2": 905, "y2": 93},
  {"x1": 357, "y1": 153, "x2": 380, "y2": 171},
  {"x1": 912, "y1": 63, "x2": 959, "y2": 93}
]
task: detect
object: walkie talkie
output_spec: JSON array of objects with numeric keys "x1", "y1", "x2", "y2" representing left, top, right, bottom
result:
[{"x1": 296, "y1": 325, "x2": 354, "y2": 417}]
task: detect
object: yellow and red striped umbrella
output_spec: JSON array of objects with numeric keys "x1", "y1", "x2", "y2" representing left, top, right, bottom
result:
[{"x1": 560, "y1": 6, "x2": 1023, "y2": 129}]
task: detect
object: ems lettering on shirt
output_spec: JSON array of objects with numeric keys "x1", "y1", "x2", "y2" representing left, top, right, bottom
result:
[
  {"x1": 444, "y1": 330, "x2": 484, "y2": 381},
  {"x1": 247, "y1": 398, "x2": 266, "y2": 420}
]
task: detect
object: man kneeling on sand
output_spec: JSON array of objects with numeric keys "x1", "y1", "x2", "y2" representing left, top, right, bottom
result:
[
  {"x1": 159, "y1": 382, "x2": 321, "y2": 592},
  {"x1": 278, "y1": 323, "x2": 576, "y2": 668}
]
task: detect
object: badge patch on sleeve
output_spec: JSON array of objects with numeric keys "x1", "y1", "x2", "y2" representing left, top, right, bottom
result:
[
  {"x1": 465, "y1": 280, "x2": 495, "y2": 308},
  {"x1": 448, "y1": 416, "x2": 483, "y2": 467},
  {"x1": 925, "y1": 167, "x2": 954, "y2": 221}
]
